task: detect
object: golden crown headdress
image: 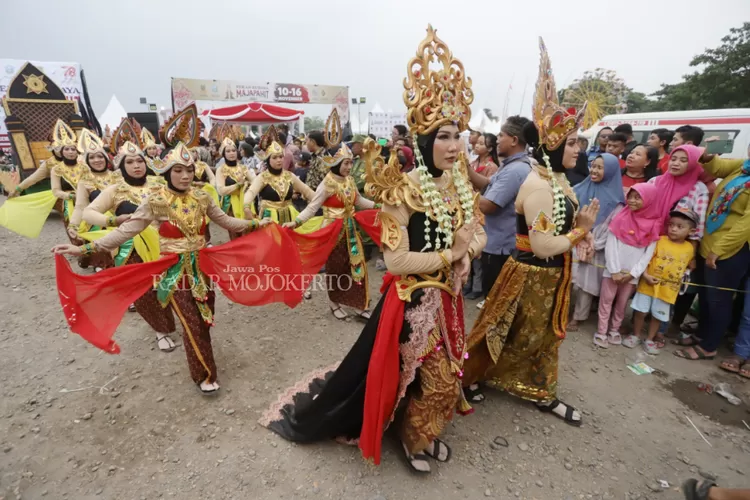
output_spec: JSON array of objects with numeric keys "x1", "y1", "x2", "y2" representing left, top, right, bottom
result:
[
  {"x1": 321, "y1": 108, "x2": 352, "y2": 168},
  {"x1": 533, "y1": 37, "x2": 587, "y2": 151},
  {"x1": 141, "y1": 128, "x2": 158, "y2": 149},
  {"x1": 110, "y1": 118, "x2": 143, "y2": 153},
  {"x1": 49, "y1": 119, "x2": 78, "y2": 153},
  {"x1": 159, "y1": 103, "x2": 200, "y2": 149},
  {"x1": 156, "y1": 142, "x2": 194, "y2": 175},
  {"x1": 77, "y1": 128, "x2": 108, "y2": 162},
  {"x1": 257, "y1": 125, "x2": 284, "y2": 162},
  {"x1": 403, "y1": 25, "x2": 473, "y2": 137},
  {"x1": 113, "y1": 140, "x2": 145, "y2": 169}
]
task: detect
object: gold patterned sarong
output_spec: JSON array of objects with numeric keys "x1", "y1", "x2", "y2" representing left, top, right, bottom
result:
[{"x1": 462, "y1": 255, "x2": 570, "y2": 402}]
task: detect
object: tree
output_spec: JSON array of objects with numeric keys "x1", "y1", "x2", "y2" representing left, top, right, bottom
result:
[
  {"x1": 624, "y1": 91, "x2": 658, "y2": 114},
  {"x1": 304, "y1": 116, "x2": 325, "y2": 132},
  {"x1": 651, "y1": 23, "x2": 750, "y2": 110}
]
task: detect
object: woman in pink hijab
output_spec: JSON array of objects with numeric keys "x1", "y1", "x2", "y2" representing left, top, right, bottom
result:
[{"x1": 648, "y1": 144, "x2": 709, "y2": 347}]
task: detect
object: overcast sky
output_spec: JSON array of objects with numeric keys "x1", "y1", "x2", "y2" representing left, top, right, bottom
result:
[{"x1": 3, "y1": 0, "x2": 748, "y2": 121}]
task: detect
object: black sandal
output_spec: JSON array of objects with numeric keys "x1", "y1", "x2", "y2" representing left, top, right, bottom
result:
[
  {"x1": 682, "y1": 478, "x2": 716, "y2": 500},
  {"x1": 424, "y1": 438, "x2": 451, "y2": 463},
  {"x1": 537, "y1": 399, "x2": 582, "y2": 427},
  {"x1": 197, "y1": 382, "x2": 220, "y2": 396},
  {"x1": 401, "y1": 442, "x2": 430, "y2": 474},
  {"x1": 463, "y1": 384, "x2": 485, "y2": 403},
  {"x1": 330, "y1": 305, "x2": 348, "y2": 320}
]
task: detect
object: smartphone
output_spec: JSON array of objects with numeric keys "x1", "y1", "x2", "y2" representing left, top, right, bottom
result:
[
  {"x1": 705, "y1": 139, "x2": 733, "y2": 155},
  {"x1": 377, "y1": 138, "x2": 388, "y2": 147}
]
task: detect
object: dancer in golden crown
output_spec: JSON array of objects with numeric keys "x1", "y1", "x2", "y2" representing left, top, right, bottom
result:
[
  {"x1": 215, "y1": 128, "x2": 254, "y2": 240},
  {"x1": 261, "y1": 25, "x2": 485, "y2": 473},
  {"x1": 141, "y1": 127, "x2": 164, "y2": 175},
  {"x1": 461, "y1": 38, "x2": 599, "y2": 426}
]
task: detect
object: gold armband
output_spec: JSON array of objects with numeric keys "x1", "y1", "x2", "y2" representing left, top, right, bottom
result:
[
  {"x1": 247, "y1": 219, "x2": 259, "y2": 231},
  {"x1": 468, "y1": 247, "x2": 476, "y2": 260},
  {"x1": 565, "y1": 228, "x2": 586, "y2": 246},
  {"x1": 438, "y1": 251, "x2": 451, "y2": 269},
  {"x1": 106, "y1": 214, "x2": 116, "y2": 227}
]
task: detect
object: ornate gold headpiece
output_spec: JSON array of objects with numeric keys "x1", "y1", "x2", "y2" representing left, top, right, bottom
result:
[
  {"x1": 403, "y1": 25, "x2": 473, "y2": 136},
  {"x1": 113, "y1": 140, "x2": 145, "y2": 170},
  {"x1": 324, "y1": 108, "x2": 342, "y2": 149},
  {"x1": 110, "y1": 118, "x2": 143, "y2": 153},
  {"x1": 533, "y1": 37, "x2": 587, "y2": 151},
  {"x1": 159, "y1": 103, "x2": 200, "y2": 149},
  {"x1": 78, "y1": 129, "x2": 109, "y2": 163},
  {"x1": 157, "y1": 142, "x2": 194, "y2": 175},
  {"x1": 257, "y1": 125, "x2": 284, "y2": 162},
  {"x1": 49, "y1": 119, "x2": 78, "y2": 153},
  {"x1": 141, "y1": 128, "x2": 158, "y2": 149}
]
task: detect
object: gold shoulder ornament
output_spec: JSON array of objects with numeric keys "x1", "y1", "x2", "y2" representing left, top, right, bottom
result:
[{"x1": 362, "y1": 137, "x2": 423, "y2": 212}]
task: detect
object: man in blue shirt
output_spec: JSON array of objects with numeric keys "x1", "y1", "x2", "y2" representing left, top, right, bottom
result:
[
  {"x1": 467, "y1": 116, "x2": 532, "y2": 303},
  {"x1": 587, "y1": 126, "x2": 612, "y2": 166}
]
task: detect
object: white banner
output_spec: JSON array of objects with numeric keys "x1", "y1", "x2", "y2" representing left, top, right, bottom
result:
[
  {"x1": 368, "y1": 112, "x2": 407, "y2": 139},
  {"x1": 0, "y1": 59, "x2": 83, "y2": 150}
]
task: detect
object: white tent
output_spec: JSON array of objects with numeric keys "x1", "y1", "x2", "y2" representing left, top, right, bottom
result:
[
  {"x1": 99, "y1": 95, "x2": 128, "y2": 132},
  {"x1": 468, "y1": 108, "x2": 501, "y2": 135}
]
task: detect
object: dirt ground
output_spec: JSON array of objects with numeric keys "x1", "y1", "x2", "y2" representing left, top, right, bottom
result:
[{"x1": 1, "y1": 212, "x2": 749, "y2": 500}]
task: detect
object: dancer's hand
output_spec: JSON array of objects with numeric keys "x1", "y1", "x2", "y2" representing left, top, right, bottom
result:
[
  {"x1": 51, "y1": 244, "x2": 82, "y2": 256},
  {"x1": 258, "y1": 218, "x2": 273, "y2": 227},
  {"x1": 576, "y1": 198, "x2": 599, "y2": 233},
  {"x1": 7, "y1": 189, "x2": 19, "y2": 199},
  {"x1": 67, "y1": 226, "x2": 78, "y2": 239},
  {"x1": 282, "y1": 221, "x2": 297, "y2": 229},
  {"x1": 451, "y1": 220, "x2": 478, "y2": 262},
  {"x1": 115, "y1": 214, "x2": 131, "y2": 226},
  {"x1": 453, "y1": 254, "x2": 471, "y2": 295}
]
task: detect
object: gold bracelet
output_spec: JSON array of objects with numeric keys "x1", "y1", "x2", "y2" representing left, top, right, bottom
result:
[
  {"x1": 106, "y1": 214, "x2": 116, "y2": 227},
  {"x1": 438, "y1": 251, "x2": 451, "y2": 269},
  {"x1": 247, "y1": 219, "x2": 258, "y2": 231},
  {"x1": 565, "y1": 228, "x2": 587, "y2": 246},
  {"x1": 79, "y1": 242, "x2": 96, "y2": 255},
  {"x1": 468, "y1": 247, "x2": 475, "y2": 260}
]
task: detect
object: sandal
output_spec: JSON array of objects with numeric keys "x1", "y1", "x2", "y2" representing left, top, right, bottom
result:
[
  {"x1": 673, "y1": 347, "x2": 716, "y2": 361},
  {"x1": 357, "y1": 310, "x2": 371, "y2": 321},
  {"x1": 593, "y1": 333, "x2": 609, "y2": 348},
  {"x1": 303, "y1": 289, "x2": 312, "y2": 300},
  {"x1": 653, "y1": 335, "x2": 666, "y2": 349},
  {"x1": 681, "y1": 478, "x2": 716, "y2": 500},
  {"x1": 621, "y1": 335, "x2": 641, "y2": 348},
  {"x1": 401, "y1": 442, "x2": 430, "y2": 474},
  {"x1": 672, "y1": 333, "x2": 700, "y2": 346},
  {"x1": 643, "y1": 340, "x2": 660, "y2": 355},
  {"x1": 567, "y1": 320, "x2": 579, "y2": 332},
  {"x1": 739, "y1": 361, "x2": 750, "y2": 379},
  {"x1": 128, "y1": 304, "x2": 136, "y2": 313},
  {"x1": 156, "y1": 334, "x2": 176, "y2": 353},
  {"x1": 607, "y1": 331, "x2": 622, "y2": 345},
  {"x1": 537, "y1": 399, "x2": 582, "y2": 427},
  {"x1": 719, "y1": 355, "x2": 744, "y2": 374},
  {"x1": 424, "y1": 438, "x2": 451, "y2": 463},
  {"x1": 464, "y1": 383, "x2": 485, "y2": 403},
  {"x1": 330, "y1": 304, "x2": 348, "y2": 320},
  {"x1": 198, "y1": 381, "x2": 220, "y2": 396}
]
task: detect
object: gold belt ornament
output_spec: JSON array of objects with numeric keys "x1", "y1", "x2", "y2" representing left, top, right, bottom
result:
[
  {"x1": 261, "y1": 199, "x2": 291, "y2": 210},
  {"x1": 396, "y1": 269, "x2": 454, "y2": 302}
]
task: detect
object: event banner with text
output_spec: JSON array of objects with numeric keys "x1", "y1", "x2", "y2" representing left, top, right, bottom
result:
[{"x1": 171, "y1": 78, "x2": 350, "y2": 124}]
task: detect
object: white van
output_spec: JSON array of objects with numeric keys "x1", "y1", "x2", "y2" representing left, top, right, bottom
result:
[{"x1": 582, "y1": 108, "x2": 750, "y2": 158}]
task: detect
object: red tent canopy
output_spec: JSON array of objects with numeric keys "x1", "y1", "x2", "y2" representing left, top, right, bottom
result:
[{"x1": 200, "y1": 102, "x2": 304, "y2": 124}]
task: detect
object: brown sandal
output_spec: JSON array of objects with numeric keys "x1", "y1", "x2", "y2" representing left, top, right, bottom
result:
[
  {"x1": 740, "y1": 361, "x2": 750, "y2": 379},
  {"x1": 719, "y1": 355, "x2": 744, "y2": 374}
]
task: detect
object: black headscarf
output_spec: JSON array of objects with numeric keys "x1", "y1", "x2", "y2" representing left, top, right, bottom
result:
[
  {"x1": 416, "y1": 131, "x2": 442, "y2": 177},
  {"x1": 63, "y1": 157, "x2": 78, "y2": 167},
  {"x1": 522, "y1": 122, "x2": 566, "y2": 173},
  {"x1": 566, "y1": 152, "x2": 591, "y2": 186},
  {"x1": 116, "y1": 155, "x2": 147, "y2": 186}
]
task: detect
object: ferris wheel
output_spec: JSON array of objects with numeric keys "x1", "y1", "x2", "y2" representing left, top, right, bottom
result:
[{"x1": 562, "y1": 70, "x2": 628, "y2": 129}]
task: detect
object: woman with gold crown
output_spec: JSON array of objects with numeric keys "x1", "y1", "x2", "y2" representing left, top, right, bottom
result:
[
  {"x1": 50, "y1": 139, "x2": 308, "y2": 395},
  {"x1": 280, "y1": 110, "x2": 379, "y2": 319},
  {"x1": 215, "y1": 134, "x2": 254, "y2": 240},
  {"x1": 141, "y1": 128, "x2": 164, "y2": 175},
  {"x1": 241, "y1": 125, "x2": 315, "y2": 225},
  {"x1": 261, "y1": 26, "x2": 486, "y2": 473},
  {"x1": 67, "y1": 129, "x2": 120, "y2": 270},
  {"x1": 78, "y1": 137, "x2": 175, "y2": 351},
  {"x1": 461, "y1": 39, "x2": 599, "y2": 426}
]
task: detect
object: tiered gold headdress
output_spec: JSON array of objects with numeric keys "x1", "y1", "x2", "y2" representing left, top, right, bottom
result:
[
  {"x1": 321, "y1": 108, "x2": 353, "y2": 168},
  {"x1": 159, "y1": 103, "x2": 200, "y2": 149},
  {"x1": 48, "y1": 119, "x2": 78, "y2": 154},
  {"x1": 141, "y1": 128, "x2": 158, "y2": 150},
  {"x1": 257, "y1": 125, "x2": 284, "y2": 162},
  {"x1": 403, "y1": 25, "x2": 473, "y2": 136},
  {"x1": 157, "y1": 142, "x2": 194, "y2": 174},
  {"x1": 77, "y1": 129, "x2": 110, "y2": 165},
  {"x1": 110, "y1": 118, "x2": 143, "y2": 153},
  {"x1": 214, "y1": 122, "x2": 237, "y2": 157},
  {"x1": 533, "y1": 37, "x2": 587, "y2": 152}
]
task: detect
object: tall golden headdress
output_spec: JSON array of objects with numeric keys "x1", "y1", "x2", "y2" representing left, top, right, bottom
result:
[
  {"x1": 141, "y1": 127, "x2": 158, "y2": 150},
  {"x1": 214, "y1": 123, "x2": 237, "y2": 157},
  {"x1": 77, "y1": 129, "x2": 108, "y2": 162},
  {"x1": 110, "y1": 118, "x2": 143, "y2": 153},
  {"x1": 157, "y1": 142, "x2": 194, "y2": 175},
  {"x1": 159, "y1": 103, "x2": 200, "y2": 149},
  {"x1": 48, "y1": 119, "x2": 78, "y2": 153},
  {"x1": 403, "y1": 25, "x2": 473, "y2": 136},
  {"x1": 532, "y1": 37, "x2": 587, "y2": 151},
  {"x1": 322, "y1": 108, "x2": 352, "y2": 168},
  {"x1": 257, "y1": 125, "x2": 284, "y2": 161}
]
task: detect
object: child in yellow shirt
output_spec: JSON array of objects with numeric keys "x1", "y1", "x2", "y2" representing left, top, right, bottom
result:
[{"x1": 628, "y1": 209, "x2": 698, "y2": 354}]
